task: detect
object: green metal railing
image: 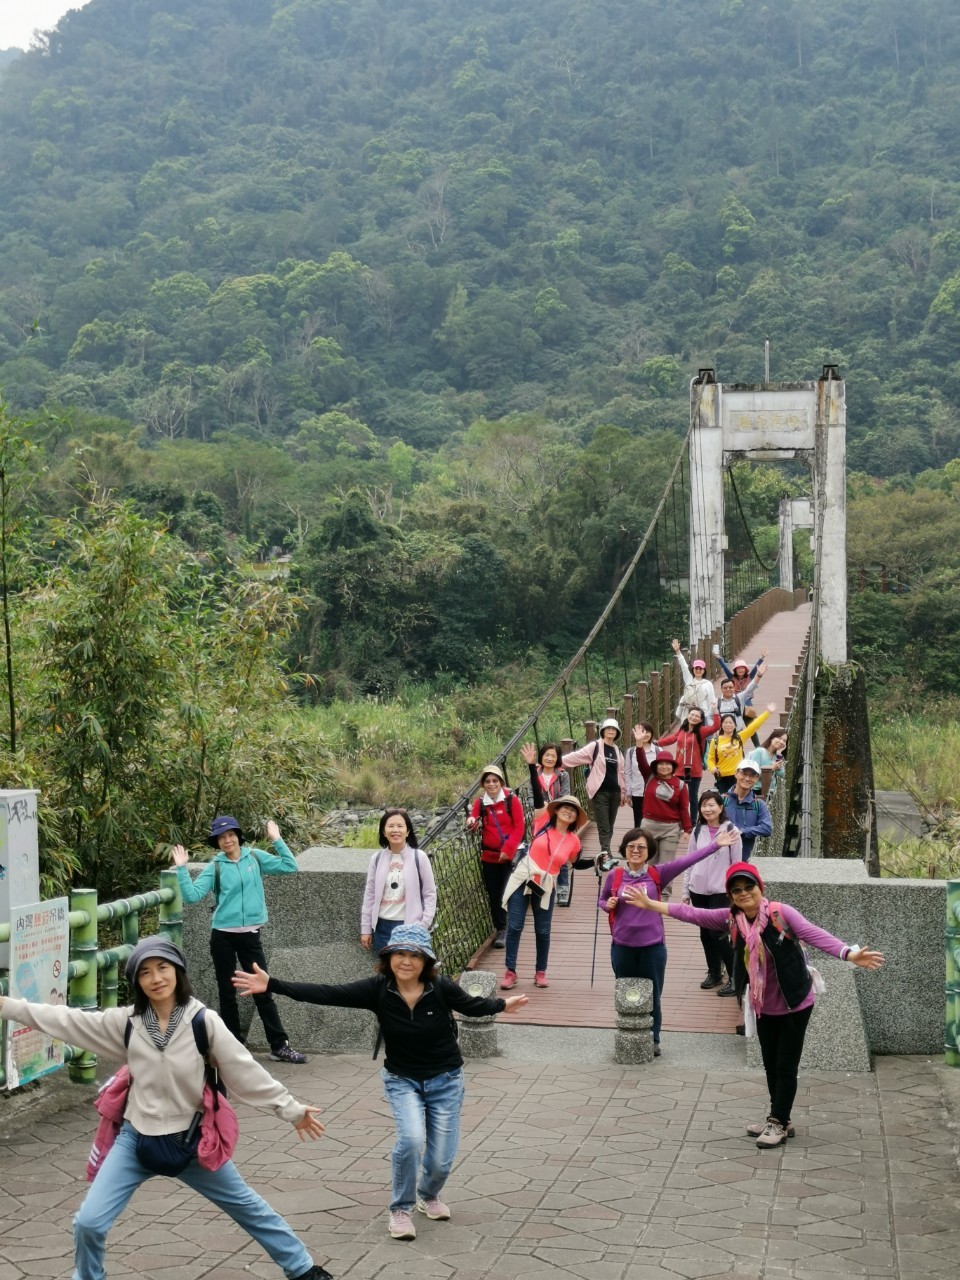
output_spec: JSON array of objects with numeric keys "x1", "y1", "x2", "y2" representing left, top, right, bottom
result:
[
  {"x1": 947, "y1": 879, "x2": 960, "y2": 1068},
  {"x1": 0, "y1": 868, "x2": 183, "y2": 1086}
]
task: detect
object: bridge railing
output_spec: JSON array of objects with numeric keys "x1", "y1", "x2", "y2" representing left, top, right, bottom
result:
[{"x1": 0, "y1": 869, "x2": 183, "y2": 1086}]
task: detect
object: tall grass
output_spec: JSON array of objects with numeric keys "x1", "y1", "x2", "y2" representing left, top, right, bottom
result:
[
  {"x1": 283, "y1": 658, "x2": 596, "y2": 810},
  {"x1": 870, "y1": 691, "x2": 960, "y2": 879}
]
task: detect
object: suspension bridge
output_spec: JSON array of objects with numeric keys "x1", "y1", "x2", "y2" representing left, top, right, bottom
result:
[{"x1": 422, "y1": 368, "x2": 877, "y2": 1034}]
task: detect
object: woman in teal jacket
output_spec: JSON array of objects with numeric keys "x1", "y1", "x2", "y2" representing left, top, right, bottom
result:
[{"x1": 172, "y1": 815, "x2": 306, "y2": 1064}]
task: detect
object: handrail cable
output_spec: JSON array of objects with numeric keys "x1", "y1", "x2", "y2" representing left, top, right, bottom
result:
[{"x1": 422, "y1": 430, "x2": 692, "y2": 847}]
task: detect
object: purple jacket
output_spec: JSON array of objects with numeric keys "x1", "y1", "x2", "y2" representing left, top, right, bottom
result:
[
  {"x1": 599, "y1": 839, "x2": 722, "y2": 949},
  {"x1": 361, "y1": 845, "x2": 437, "y2": 934},
  {"x1": 668, "y1": 901, "x2": 852, "y2": 1015}
]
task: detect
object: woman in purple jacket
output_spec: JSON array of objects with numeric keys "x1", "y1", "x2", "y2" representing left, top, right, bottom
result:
[
  {"x1": 361, "y1": 810, "x2": 437, "y2": 954},
  {"x1": 598, "y1": 823, "x2": 740, "y2": 1057},
  {"x1": 625, "y1": 861, "x2": 884, "y2": 1146}
]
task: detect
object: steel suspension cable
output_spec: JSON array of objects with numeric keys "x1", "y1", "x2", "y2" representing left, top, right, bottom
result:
[{"x1": 728, "y1": 467, "x2": 779, "y2": 573}]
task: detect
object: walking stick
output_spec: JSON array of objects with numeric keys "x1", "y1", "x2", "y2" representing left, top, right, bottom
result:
[{"x1": 590, "y1": 857, "x2": 605, "y2": 988}]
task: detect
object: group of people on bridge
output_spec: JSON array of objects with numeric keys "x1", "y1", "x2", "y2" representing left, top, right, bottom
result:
[{"x1": 0, "y1": 637, "x2": 885, "y2": 1277}]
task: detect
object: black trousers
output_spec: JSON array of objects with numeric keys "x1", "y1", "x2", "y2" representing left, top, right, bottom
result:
[
  {"x1": 481, "y1": 859, "x2": 512, "y2": 931},
  {"x1": 756, "y1": 1004, "x2": 814, "y2": 1125},
  {"x1": 593, "y1": 789, "x2": 620, "y2": 855},
  {"x1": 209, "y1": 928, "x2": 289, "y2": 1051},
  {"x1": 630, "y1": 796, "x2": 644, "y2": 825},
  {"x1": 689, "y1": 891, "x2": 734, "y2": 978}
]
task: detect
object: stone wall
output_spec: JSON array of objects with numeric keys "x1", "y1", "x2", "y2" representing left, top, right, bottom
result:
[
  {"x1": 181, "y1": 845, "x2": 380, "y2": 1054},
  {"x1": 180, "y1": 846, "x2": 947, "y2": 1060},
  {"x1": 754, "y1": 856, "x2": 945, "y2": 1056}
]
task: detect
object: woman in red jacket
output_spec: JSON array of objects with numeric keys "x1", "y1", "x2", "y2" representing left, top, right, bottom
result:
[
  {"x1": 637, "y1": 751, "x2": 693, "y2": 868},
  {"x1": 656, "y1": 708, "x2": 718, "y2": 816},
  {"x1": 466, "y1": 764, "x2": 525, "y2": 949}
]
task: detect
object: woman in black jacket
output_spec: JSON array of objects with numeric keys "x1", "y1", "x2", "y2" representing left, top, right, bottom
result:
[{"x1": 233, "y1": 924, "x2": 526, "y2": 1241}]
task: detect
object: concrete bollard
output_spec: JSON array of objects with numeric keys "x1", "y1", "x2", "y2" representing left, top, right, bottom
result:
[
  {"x1": 457, "y1": 969, "x2": 500, "y2": 1058},
  {"x1": 614, "y1": 977, "x2": 654, "y2": 1064}
]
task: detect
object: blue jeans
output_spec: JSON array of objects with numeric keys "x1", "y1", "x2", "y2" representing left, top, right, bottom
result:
[
  {"x1": 373, "y1": 917, "x2": 403, "y2": 954},
  {"x1": 381, "y1": 1067, "x2": 465, "y2": 1211},
  {"x1": 611, "y1": 941, "x2": 667, "y2": 1043},
  {"x1": 73, "y1": 1123, "x2": 312, "y2": 1280},
  {"x1": 505, "y1": 886, "x2": 555, "y2": 972}
]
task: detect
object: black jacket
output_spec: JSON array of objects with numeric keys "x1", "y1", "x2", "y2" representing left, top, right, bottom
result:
[
  {"x1": 268, "y1": 974, "x2": 504, "y2": 1080},
  {"x1": 731, "y1": 919, "x2": 812, "y2": 1012}
]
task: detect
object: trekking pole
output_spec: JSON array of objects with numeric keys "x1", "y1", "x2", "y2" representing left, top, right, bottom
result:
[{"x1": 589, "y1": 857, "x2": 604, "y2": 988}]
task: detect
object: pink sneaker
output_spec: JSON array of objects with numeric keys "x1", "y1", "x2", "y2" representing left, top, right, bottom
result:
[
  {"x1": 534, "y1": 971, "x2": 549, "y2": 988},
  {"x1": 389, "y1": 1210, "x2": 416, "y2": 1240},
  {"x1": 416, "y1": 1196, "x2": 451, "y2": 1220},
  {"x1": 501, "y1": 970, "x2": 517, "y2": 990}
]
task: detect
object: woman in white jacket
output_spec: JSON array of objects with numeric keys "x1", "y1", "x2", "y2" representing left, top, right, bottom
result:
[
  {"x1": 361, "y1": 808, "x2": 437, "y2": 953},
  {"x1": 0, "y1": 937, "x2": 331, "y2": 1280}
]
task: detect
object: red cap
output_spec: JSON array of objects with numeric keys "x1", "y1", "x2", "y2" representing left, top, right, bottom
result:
[
  {"x1": 725, "y1": 861, "x2": 764, "y2": 892},
  {"x1": 654, "y1": 752, "x2": 677, "y2": 772}
]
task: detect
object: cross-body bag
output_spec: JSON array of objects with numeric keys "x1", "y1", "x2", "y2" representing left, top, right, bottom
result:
[{"x1": 103, "y1": 1010, "x2": 240, "y2": 1177}]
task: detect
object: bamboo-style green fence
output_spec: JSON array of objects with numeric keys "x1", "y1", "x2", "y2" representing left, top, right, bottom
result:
[
  {"x1": 947, "y1": 879, "x2": 960, "y2": 1068},
  {"x1": 0, "y1": 868, "x2": 183, "y2": 1086}
]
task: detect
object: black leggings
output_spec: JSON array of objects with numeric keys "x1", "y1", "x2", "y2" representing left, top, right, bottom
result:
[
  {"x1": 689, "y1": 891, "x2": 733, "y2": 978},
  {"x1": 210, "y1": 929, "x2": 289, "y2": 1051},
  {"x1": 756, "y1": 1005, "x2": 814, "y2": 1125}
]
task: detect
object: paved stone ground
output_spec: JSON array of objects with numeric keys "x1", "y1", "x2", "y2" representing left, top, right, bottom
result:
[{"x1": 2, "y1": 1046, "x2": 960, "y2": 1280}]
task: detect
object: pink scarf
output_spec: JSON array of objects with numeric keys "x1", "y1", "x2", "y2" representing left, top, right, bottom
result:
[{"x1": 733, "y1": 898, "x2": 770, "y2": 1007}]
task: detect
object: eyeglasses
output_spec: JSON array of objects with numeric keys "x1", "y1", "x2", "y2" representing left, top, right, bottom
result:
[
  {"x1": 729, "y1": 883, "x2": 759, "y2": 896},
  {"x1": 624, "y1": 842, "x2": 647, "y2": 853}
]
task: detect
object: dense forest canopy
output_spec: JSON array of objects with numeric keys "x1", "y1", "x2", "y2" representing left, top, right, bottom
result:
[
  {"x1": 0, "y1": 0, "x2": 958, "y2": 470},
  {"x1": 0, "y1": 0, "x2": 958, "y2": 700}
]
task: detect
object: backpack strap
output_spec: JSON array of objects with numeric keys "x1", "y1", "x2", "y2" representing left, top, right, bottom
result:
[
  {"x1": 124, "y1": 1017, "x2": 134, "y2": 1047},
  {"x1": 606, "y1": 866, "x2": 625, "y2": 932},
  {"x1": 766, "y1": 902, "x2": 795, "y2": 940},
  {"x1": 213, "y1": 860, "x2": 221, "y2": 905},
  {"x1": 647, "y1": 864, "x2": 662, "y2": 893}
]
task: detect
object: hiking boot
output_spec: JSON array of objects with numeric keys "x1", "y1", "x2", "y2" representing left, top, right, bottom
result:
[
  {"x1": 653, "y1": 1042, "x2": 662, "y2": 1057},
  {"x1": 598, "y1": 854, "x2": 618, "y2": 873},
  {"x1": 492, "y1": 929, "x2": 506, "y2": 948},
  {"x1": 747, "y1": 1118, "x2": 795, "y2": 1139},
  {"x1": 700, "y1": 972, "x2": 723, "y2": 989},
  {"x1": 534, "y1": 971, "x2": 549, "y2": 988},
  {"x1": 756, "y1": 1119, "x2": 789, "y2": 1148},
  {"x1": 389, "y1": 1210, "x2": 416, "y2": 1240},
  {"x1": 716, "y1": 981, "x2": 736, "y2": 996},
  {"x1": 501, "y1": 969, "x2": 518, "y2": 990},
  {"x1": 294, "y1": 1266, "x2": 335, "y2": 1280},
  {"x1": 416, "y1": 1196, "x2": 451, "y2": 1220},
  {"x1": 270, "y1": 1043, "x2": 307, "y2": 1063}
]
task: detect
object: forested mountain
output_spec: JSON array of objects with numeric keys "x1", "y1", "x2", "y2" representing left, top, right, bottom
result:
[
  {"x1": 1, "y1": 0, "x2": 958, "y2": 469},
  {"x1": 0, "y1": 0, "x2": 959, "y2": 694}
]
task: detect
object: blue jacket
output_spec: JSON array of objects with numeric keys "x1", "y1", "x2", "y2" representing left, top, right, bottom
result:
[
  {"x1": 722, "y1": 792, "x2": 772, "y2": 857},
  {"x1": 177, "y1": 840, "x2": 298, "y2": 928}
]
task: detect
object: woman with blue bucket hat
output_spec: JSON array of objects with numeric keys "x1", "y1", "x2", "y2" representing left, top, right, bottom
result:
[
  {"x1": 172, "y1": 815, "x2": 306, "y2": 1064},
  {"x1": 233, "y1": 923, "x2": 528, "y2": 1242}
]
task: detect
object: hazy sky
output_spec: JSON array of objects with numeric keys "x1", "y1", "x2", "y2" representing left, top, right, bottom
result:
[{"x1": 0, "y1": 1, "x2": 94, "y2": 50}]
